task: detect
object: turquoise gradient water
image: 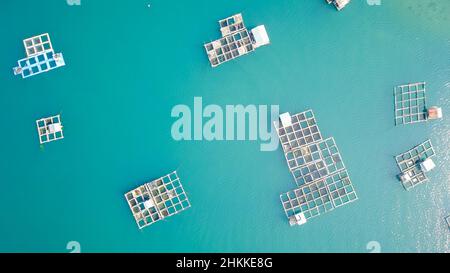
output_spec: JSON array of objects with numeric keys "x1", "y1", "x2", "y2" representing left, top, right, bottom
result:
[{"x1": 0, "y1": 0, "x2": 449, "y2": 252}]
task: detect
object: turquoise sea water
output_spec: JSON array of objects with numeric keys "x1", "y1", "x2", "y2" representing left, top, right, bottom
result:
[{"x1": 0, "y1": 0, "x2": 449, "y2": 253}]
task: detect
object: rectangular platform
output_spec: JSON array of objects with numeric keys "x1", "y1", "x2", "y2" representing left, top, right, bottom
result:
[
  {"x1": 219, "y1": 13, "x2": 245, "y2": 37},
  {"x1": 280, "y1": 169, "x2": 357, "y2": 222},
  {"x1": 286, "y1": 138, "x2": 346, "y2": 186},
  {"x1": 124, "y1": 171, "x2": 191, "y2": 229},
  {"x1": 13, "y1": 33, "x2": 65, "y2": 79},
  {"x1": 23, "y1": 33, "x2": 53, "y2": 57},
  {"x1": 275, "y1": 110, "x2": 323, "y2": 153},
  {"x1": 395, "y1": 139, "x2": 436, "y2": 190},
  {"x1": 394, "y1": 82, "x2": 427, "y2": 126},
  {"x1": 204, "y1": 13, "x2": 269, "y2": 67},
  {"x1": 36, "y1": 115, "x2": 64, "y2": 144},
  {"x1": 276, "y1": 109, "x2": 358, "y2": 226},
  {"x1": 14, "y1": 51, "x2": 65, "y2": 79},
  {"x1": 204, "y1": 29, "x2": 254, "y2": 67}
]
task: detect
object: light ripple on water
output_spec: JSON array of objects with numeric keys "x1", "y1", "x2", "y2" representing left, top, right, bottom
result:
[{"x1": 425, "y1": 84, "x2": 450, "y2": 252}]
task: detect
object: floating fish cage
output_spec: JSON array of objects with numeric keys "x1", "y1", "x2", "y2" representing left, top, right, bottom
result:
[
  {"x1": 36, "y1": 115, "x2": 64, "y2": 144},
  {"x1": 394, "y1": 82, "x2": 428, "y2": 125},
  {"x1": 281, "y1": 170, "x2": 357, "y2": 225},
  {"x1": 276, "y1": 110, "x2": 323, "y2": 154},
  {"x1": 394, "y1": 82, "x2": 443, "y2": 126},
  {"x1": 395, "y1": 140, "x2": 436, "y2": 190},
  {"x1": 204, "y1": 13, "x2": 270, "y2": 67},
  {"x1": 275, "y1": 110, "x2": 358, "y2": 226},
  {"x1": 124, "y1": 171, "x2": 191, "y2": 229},
  {"x1": 285, "y1": 138, "x2": 346, "y2": 187},
  {"x1": 13, "y1": 33, "x2": 65, "y2": 79},
  {"x1": 326, "y1": 0, "x2": 351, "y2": 11}
]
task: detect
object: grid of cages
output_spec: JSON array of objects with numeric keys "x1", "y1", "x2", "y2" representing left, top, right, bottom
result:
[
  {"x1": 15, "y1": 51, "x2": 65, "y2": 79},
  {"x1": 280, "y1": 170, "x2": 358, "y2": 224},
  {"x1": 36, "y1": 115, "x2": 64, "y2": 144},
  {"x1": 23, "y1": 33, "x2": 53, "y2": 57},
  {"x1": 291, "y1": 159, "x2": 327, "y2": 186},
  {"x1": 124, "y1": 172, "x2": 191, "y2": 229},
  {"x1": 287, "y1": 138, "x2": 346, "y2": 186},
  {"x1": 204, "y1": 29, "x2": 254, "y2": 67},
  {"x1": 285, "y1": 144, "x2": 322, "y2": 172},
  {"x1": 395, "y1": 139, "x2": 435, "y2": 171},
  {"x1": 276, "y1": 109, "x2": 358, "y2": 226},
  {"x1": 275, "y1": 110, "x2": 323, "y2": 153},
  {"x1": 394, "y1": 82, "x2": 427, "y2": 125},
  {"x1": 399, "y1": 165, "x2": 428, "y2": 190},
  {"x1": 395, "y1": 139, "x2": 435, "y2": 190},
  {"x1": 125, "y1": 184, "x2": 154, "y2": 229},
  {"x1": 280, "y1": 179, "x2": 335, "y2": 220},
  {"x1": 148, "y1": 172, "x2": 191, "y2": 221},
  {"x1": 318, "y1": 138, "x2": 345, "y2": 174},
  {"x1": 219, "y1": 13, "x2": 245, "y2": 36},
  {"x1": 325, "y1": 170, "x2": 358, "y2": 208}
]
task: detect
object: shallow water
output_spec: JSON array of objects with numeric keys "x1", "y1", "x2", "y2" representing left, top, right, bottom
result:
[{"x1": 0, "y1": 0, "x2": 449, "y2": 252}]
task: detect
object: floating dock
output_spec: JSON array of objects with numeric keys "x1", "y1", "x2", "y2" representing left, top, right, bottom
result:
[
  {"x1": 204, "y1": 13, "x2": 270, "y2": 67},
  {"x1": 394, "y1": 82, "x2": 443, "y2": 126},
  {"x1": 395, "y1": 139, "x2": 436, "y2": 190},
  {"x1": 36, "y1": 115, "x2": 64, "y2": 144},
  {"x1": 124, "y1": 171, "x2": 191, "y2": 229},
  {"x1": 275, "y1": 110, "x2": 357, "y2": 226},
  {"x1": 13, "y1": 33, "x2": 65, "y2": 79},
  {"x1": 326, "y1": 0, "x2": 351, "y2": 11}
]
